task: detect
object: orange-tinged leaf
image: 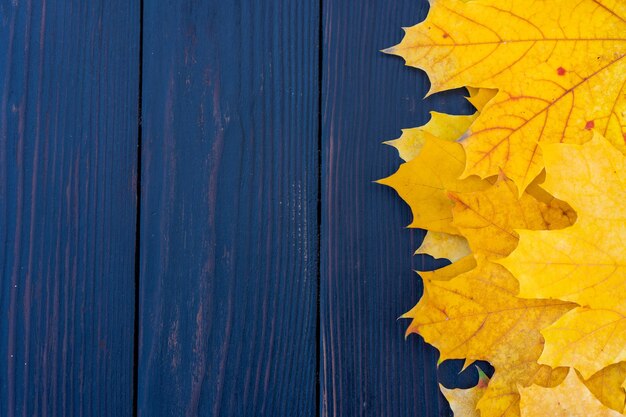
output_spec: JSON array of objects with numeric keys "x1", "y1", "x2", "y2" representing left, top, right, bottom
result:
[
  {"x1": 500, "y1": 134, "x2": 626, "y2": 378},
  {"x1": 378, "y1": 136, "x2": 488, "y2": 234},
  {"x1": 519, "y1": 369, "x2": 623, "y2": 417},
  {"x1": 386, "y1": 0, "x2": 626, "y2": 191}
]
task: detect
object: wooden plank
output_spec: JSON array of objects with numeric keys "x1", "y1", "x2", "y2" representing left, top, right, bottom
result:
[
  {"x1": 138, "y1": 1, "x2": 319, "y2": 415},
  {"x1": 0, "y1": 1, "x2": 140, "y2": 416},
  {"x1": 320, "y1": 1, "x2": 476, "y2": 416}
]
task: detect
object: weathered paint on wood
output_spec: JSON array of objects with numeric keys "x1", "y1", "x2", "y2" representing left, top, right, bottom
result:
[
  {"x1": 0, "y1": 0, "x2": 140, "y2": 415},
  {"x1": 320, "y1": 1, "x2": 475, "y2": 416},
  {"x1": 138, "y1": 1, "x2": 319, "y2": 416}
]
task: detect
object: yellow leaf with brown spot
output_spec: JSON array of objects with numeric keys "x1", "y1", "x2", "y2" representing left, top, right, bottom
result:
[{"x1": 386, "y1": 0, "x2": 626, "y2": 191}]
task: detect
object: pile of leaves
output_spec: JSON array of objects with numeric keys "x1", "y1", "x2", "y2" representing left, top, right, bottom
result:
[{"x1": 380, "y1": 0, "x2": 626, "y2": 416}]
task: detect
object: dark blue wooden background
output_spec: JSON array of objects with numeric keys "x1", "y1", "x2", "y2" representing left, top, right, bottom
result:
[{"x1": 1, "y1": 0, "x2": 479, "y2": 416}]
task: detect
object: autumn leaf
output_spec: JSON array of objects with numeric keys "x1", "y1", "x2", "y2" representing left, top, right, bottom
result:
[
  {"x1": 385, "y1": 0, "x2": 626, "y2": 191},
  {"x1": 584, "y1": 362, "x2": 626, "y2": 413},
  {"x1": 440, "y1": 368, "x2": 490, "y2": 417},
  {"x1": 478, "y1": 362, "x2": 566, "y2": 417},
  {"x1": 501, "y1": 134, "x2": 626, "y2": 378},
  {"x1": 416, "y1": 254, "x2": 477, "y2": 279},
  {"x1": 405, "y1": 256, "x2": 574, "y2": 417},
  {"x1": 415, "y1": 231, "x2": 471, "y2": 263},
  {"x1": 382, "y1": 0, "x2": 626, "y2": 414},
  {"x1": 519, "y1": 369, "x2": 623, "y2": 417},
  {"x1": 466, "y1": 87, "x2": 497, "y2": 112},
  {"x1": 404, "y1": 176, "x2": 577, "y2": 416},
  {"x1": 388, "y1": 132, "x2": 578, "y2": 417},
  {"x1": 386, "y1": 112, "x2": 477, "y2": 162},
  {"x1": 450, "y1": 178, "x2": 575, "y2": 260},
  {"x1": 386, "y1": 89, "x2": 496, "y2": 162},
  {"x1": 378, "y1": 136, "x2": 488, "y2": 234}
]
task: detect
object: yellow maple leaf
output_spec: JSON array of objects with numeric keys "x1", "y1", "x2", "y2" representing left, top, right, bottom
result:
[
  {"x1": 417, "y1": 255, "x2": 477, "y2": 280},
  {"x1": 378, "y1": 136, "x2": 488, "y2": 234},
  {"x1": 386, "y1": 112, "x2": 477, "y2": 162},
  {"x1": 405, "y1": 256, "x2": 574, "y2": 417},
  {"x1": 404, "y1": 175, "x2": 578, "y2": 416},
  {"x1": 386, "y1": 89, "x2": 497, "y2": 162},
  {"x1": 386, "y1": 0, "x2": 626, "y2": 191},
  {"x1": 440, "y1": 368, "x2": 490, "y2": 417},
  {"x1": 519, "y1": 369, "x2": 623, "y2": 417},
  {"x1": 450, "y1": 178, "x2": 575, "y2": 260},
  {"x1": 501, "y1": 134, "x2": 626, "y2": 378},
  {"x1": 466, "y1": 87, "x2": 497, "y2": 112},
  {"x1": 584, "y1": 362, "x2": 626, "y2": 413},
  {"x1": 382, "y1": 1, "x2": 626, "y2": 412},
  {"x1": 415, "y1": 231, "x2": 471, "y2": 263}
]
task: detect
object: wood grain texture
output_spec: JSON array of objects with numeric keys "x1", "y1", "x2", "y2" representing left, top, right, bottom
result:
[
  {"x1": 320, "y1": 1, "x2": 475, "y2": 416},
  {"x1": 138, "y1": 1, "x2": 319, "y2": 416},
  {"x1": 0, "y1": 1, "x2": 140, "y2": 416}
]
